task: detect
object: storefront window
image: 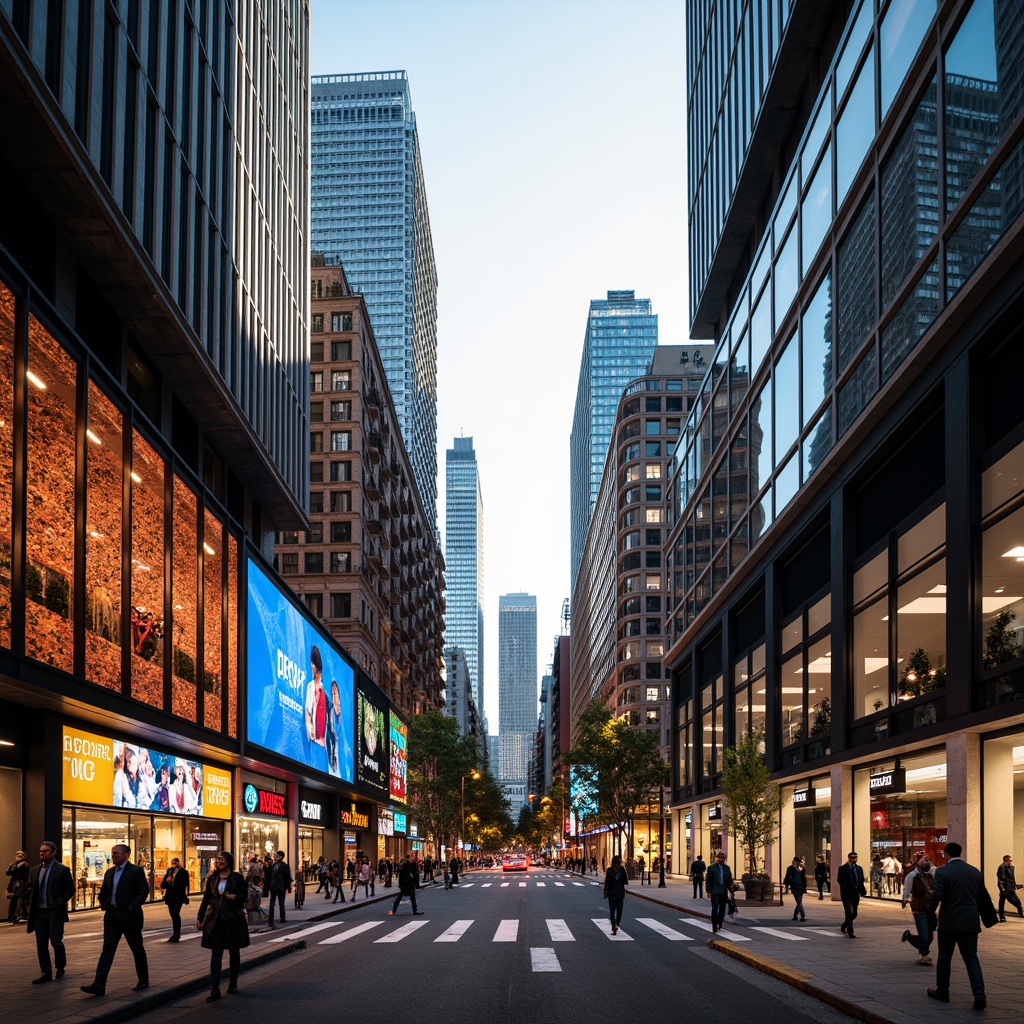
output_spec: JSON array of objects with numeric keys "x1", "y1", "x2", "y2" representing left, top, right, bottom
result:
[
  {"x1": 70, "y1": 808, "x2": 128, "y2": 909},
  {"x1": 85, "y1": 383, "x2": 123, "y2": 690},
  {"x1": 780, "y1": 777, "x2": 832, "y2": 878},
  {"x1": 226, "y1": 533, "x2": 239, "y2": 737},
  {"x1": 203, "y1": 507, "x2": 222, "y2": 731},
  {"x1": 0, "y1": 283, "x2": 13, "y2": 648},
  {"x1": 299, "y1": 826, "x2": 324, "y2": 874},
  {"x1": 238, "y1": 816, "x2": 282, "y2": 864},
  {"x1": 25, "y1": 318, "x2": 76, "y2": 674},
  {"x1": 130, "y1": 431, "x2": 165, "y2": 709},
  {"x1": 171, "y1": 477, "x2": 198, "y2": 721},
  {"x1": 186, "y1": 821, "x2": 224, "y2": 892}
]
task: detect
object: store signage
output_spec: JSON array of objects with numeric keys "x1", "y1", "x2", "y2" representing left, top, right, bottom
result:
[
  {"x1": 707, "y1": 803, "x2": 722, "y2": 821},
  {"x1": 62, "y1": 726, "x2": 231, "y2": 819},
  {"x1": 300, "y1": 800, "x2": 323, "y2": 823},
  {"x1": 341, "y1": 803, "x2": 369, "y2": 829},
  {"x1": 356, "y1": 685, "x2": 389, "y2": 794},
  {"x1": 394, "y1": 811, "x2": 407, "y2": 834},
  {"x1": 389, "y1": 711, "x2": 408, "y2": 803},
  {"x1": 869, "y1": 768, "x2": 906, "y2": 795},
  {"x1": 379, "y1": 808, "x2": 395, "y2": 836},
  {"x1": 246, "y1": 558, "x2": 355, "y2": 783},
  {"x1": 408, "y1": 821, "x2": 418, "y2": 838},
  {"x1": 793, "y1": 788, "x2": 816, "y2": 807},
  {"x1": 244, "y1": 783, "x2": 287, "y2": 817}
]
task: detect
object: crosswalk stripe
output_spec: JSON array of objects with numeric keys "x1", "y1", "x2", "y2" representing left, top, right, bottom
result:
[
  {"x1": 536, "y1": 882, "x2": 546, "y2": 887},
  {"x1": 677, "y1": 919, "x2": 750, "y2": 941},
  {"x1": 319, "y1": 921, "x2": 385, "y2": 944},
  {"x1": 269, "y1": 921, "x2": 344, "y2": 942},
  {"x1": 751, "y1": 927, "x2": 808, "y2": 941},
  {"x1": 546, "y1": 919, "x2": 574, "y2": 942},
  {"x1": 435, "y1": 920, "x2": 474, "y2": 942},
  {"x1": 519, "y1": 882, "x2": 527, "y2": 888},
  {"x1": 802, "y1": 927, "x2": 845, "y2": 938},
  {"x1": 554, "y1": 882, "x2": 565, "y2": 887},
  {"x1": 481, "y1": 883, "x2": 492, "y2": 887},
  {"x1": 592, "y1": 918, "x2": 632, "y2": 941},
  {"x1": 461, "y1": 883, "x2": 475, "y2": 888},
  {"x1": 531, "y1": 948, "x2": 561, "y2": 972},
  {"x1": 375, "y1": 920, "x2": 429, "y2": 943},
  {"x1": 494, "y1": 919, "x2": 519, "y2": 942},
  {"x1": 635, "y1": 918, "x2": 693, "y2": 940},
  {"x1": 572, "y1": 882, "x2": 585, "y2": 887},
  {"x1": 501, "y1": 882, "x2": 510, "y2": 888}
]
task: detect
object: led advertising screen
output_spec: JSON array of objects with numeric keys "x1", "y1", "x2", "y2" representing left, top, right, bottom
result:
[
  {"x1": 389, "y1": 711, "x2": 408, "y2": 803},
  {"x1": 356, "y1": 685, "x2": 388, "y2": 794},
  {"x1": 247, "y1": 558, "x2": 354, "y2": 782}
]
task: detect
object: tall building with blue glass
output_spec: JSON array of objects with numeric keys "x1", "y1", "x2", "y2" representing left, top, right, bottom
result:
[
  {"x1": 499, "y1": 592, "x2": 537, "y2": 787},
  {"x1": 445, "y1": 436, "x2": 485, "y2": 716},
  {"x1": 310, "y1": 71, "x2": 439, "y2": 526},
  {"x1": 569, "y1": 291, "x2": 658, "y2": 592}
]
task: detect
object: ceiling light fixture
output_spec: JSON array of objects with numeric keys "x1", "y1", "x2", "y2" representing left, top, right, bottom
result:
[{"x1": 25, "y1": 370, "x2": 47, "y2": 390}]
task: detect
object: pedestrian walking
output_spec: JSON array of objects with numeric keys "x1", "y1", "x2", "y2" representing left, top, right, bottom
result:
[
  {"x1": 814, "y1": 854, "x2": 830, "y2": 900},
  {"x1": 603, "y1": 854, "x2": 629, "y2": 934},
  {"x1": 706, "y1": 851, "x2": 735, "y2": 934},
  {"x1": 355, "y1": 857, "x2": 373, "y2": 899},
  {"x1": 901, "y1": 854, "x2": 935, "y2": 965},
  {"x1": 883, "y1": 852, "x2": 899, "y2": 895},
  {"x1": 6, "y1": 850, "x2": 30, "y2": 924},
  {"x1": 996, "y1": 854, "x2": 1023, "y2": 921},
  {"x1": 159, "y1": 857, "x2": 190, "y2": 941},
  {"x1": 80, "y1": 843, "x2": 150, "y2": 996},
  {"x1": 388, "y1": 854, "x2": 422, "y2": 916},
  {"x1": 783, "y1": 856, "x2": 808, "y2": 921},
  {"x1": 266, "y1": 850, "x2": 292, "y2": 927},
  {"x1": 26, "y1": 841, "x2": 74, "y2": 985},
  {"x1": 294, "y1": 870, "x2": 305, "y2": 909},
  {"x1": 837, "y1": 851, "x2": 866, "y2": 937},
  {"x1": 197, "y1": 851, "x2": 250, "y2": 1002},
  {"x1": 926, "y1": 841, "x2": 991, "y2": 1010},
  {"x1": 690, "y1": 854, "x2": 706, "y2": 899},
  {"x1": 314, "y1": 856, "x2": 329, "y2": 896},
  {"x1": 450, "y1": 855, "x2": 461, "y2": 886}
]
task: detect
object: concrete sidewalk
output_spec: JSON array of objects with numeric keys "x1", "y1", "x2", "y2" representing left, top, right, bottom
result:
[
  {"x1": 0, "y1": 877, "x2": 405, "y2": 1024},
  {"x1": 618, "y1": 871, "x2": 1020, "y2": 1024}
]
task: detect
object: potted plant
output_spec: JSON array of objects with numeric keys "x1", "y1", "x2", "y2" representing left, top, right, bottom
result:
[
  {"x1": 897, "y1": 648, "x2": 945, "y2": 698},
  {"x1": 983, "y1": 609, "x2": 1022, "y2": 669}
]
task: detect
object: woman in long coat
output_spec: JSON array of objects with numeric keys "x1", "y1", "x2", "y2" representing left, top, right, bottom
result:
[{"x1": 197, "y1": 851, "x2": 250, "y2": 1002}]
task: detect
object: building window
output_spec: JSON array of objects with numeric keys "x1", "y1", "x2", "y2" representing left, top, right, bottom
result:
[
  {"x1": 311, "y1": 371, "x2": 323, "y2": 393},
  {"x1": 310, "y1": 401, "x2": 323, "y2": 423},
  {"x1": 646, "y1": 441, "x2": 661, "y2": 458},
  {"x1": 309, "y1": 491, "x2": 324, "y2": 514},
  {"x1": 331, "y1": 313, "x2": 353, "y2": 333},
  {"x1": 308, "y1": 523, "x2": 322, "y2": 544},
  {"x1": 646, "y1": 508, "x2": 662, "y2": 524},
  {"x1": 779, "y1": 593, "x2": 832, "y2": 755},
  {"x1": 332, "y1": 370, "x2": 351, "y2": 391},
  {"x1": 330, "y1": 490, "x2": 352, "y2": 513},
  {"x1": 309, "y1": 462, "x2": 323, "y2": 483},
  {"x1": 311, "y1": 314, "x2": 324, "y2": 333},
  {"x1": 330, "y1": 521, "x2": 352, "y2": 543},
  {"x1": 645, "y1": 419, "x2": 661, "y2": 435},
  {"x1": 329, "y1": 461, "x2": 351, "y2": 482},
  {"x1": 304, "y1": 552, "x2": 323, "y2": 573},
  {"x1": 310, "y1": 342, "x2": 324, "y2": 361},
  {"x1": 330, "y1": 592, "x2": 351, "y2": 618},
  {"x1": 280, "y1": 531, "x2": 299, "y2": 545},
  {"x1": 310, "y1": 431, "x2": 323, "y2": 453},
  {"x1": 330, "y1": 431, "x2": 351, "y2": 452},
  {"x1": 646, "y1": 686, "x2": 660, "y2": 701},
  {"x1": 304, "y1": 593, "x2": 323, "y2": 618},
  {"x1": 646, "y1": 464, "x2": 662, "y2": 479},
  {"x1": 330, "y1": 400, "x2": 352, "y2": 421},
  {"x1": 625, "y1": 442, "x2": 640, "y2": 461},
  {"x1": 646, "y1": 709, "x2": 660, "y2": 724},
  {"x1": 645, "y1": 574, "x2": 661, "y2": 590},
  {"x1": 280, "y1": 553, "x2": 298, "y2": 573},
  {"x1": 330, "y1": 551, "x2": 350, "y2": 573},
  {"x1": 330, "y1": 339, "x2": 352, "y2": 360}
]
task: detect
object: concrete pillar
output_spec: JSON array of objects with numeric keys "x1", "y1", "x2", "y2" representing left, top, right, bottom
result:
[
  {"x1": 946, "y1": 731, "x2": 981, "y2": 862},
  {"x1": 830, "y1": 762, "x2": 853, "y2": 901},
  {"x1": 983, "y1": 737, "x2": 1014, "y2": 872}
]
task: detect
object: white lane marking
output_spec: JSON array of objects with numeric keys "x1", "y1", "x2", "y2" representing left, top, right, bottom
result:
[
  {"x1": 802, "y1": 927, "x2": 845, "y2": 938},
  {"x1": 435, "y1": 920, "x2": 474, "y2": 942},
  {"x1": 531, "y1": 948, "x2": 561, "y2": 972},
  {"x1": 481, "y1": 883, "x2": 492, "y2": 888},
  {"x1": 554, "y1": 882, "x2": 565, "y2": 887},
  {"x1": 546, "y1": 919, "x2": 574, "y2": 942},
  {"x1": 592, "y1": 918, "x2": 632, "y2": 940},
  {"x1": 572, "y1": 882, "x2": 585, "y2": 887},
  {"x1": 635, "y1": 918, "x2": 693, "y2": 940},
  {"x1": 375, "y1": 920, "x2": 429, "y2": 943},
  {"x1": 268, "y1": 921, "x2": 345, "y2": 942},
  {"x1": 501, "y1": 882, "x2": 510, "y2": 888},
  {"x1": 493, "y1": 919, "x2": 519, "y2": 942},
  {"x1": 677, "y1": 919, "x2": 750, "y2": 941},
  {"x1": 752, "y1": 927, "x2": 808, "y2": 941},
  {"x1": 319, "y1": 921, "x2": 385, "y2": 944},
  {"x1": 519, "y1": 882, "x2": 527, "y2": 888},
  {"x1": 536, "y1": 882, "x2": 546, "y2": 887},
  {"x1": 460, "y1": 883, "x2": 475, "y2": 888}
]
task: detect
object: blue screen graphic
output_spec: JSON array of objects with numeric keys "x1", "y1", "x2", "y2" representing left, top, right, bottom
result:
[{"x1": 247, "y1": 559, "x2": 354, "y2": 782}]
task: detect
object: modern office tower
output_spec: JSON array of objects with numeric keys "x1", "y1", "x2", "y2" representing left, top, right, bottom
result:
[
  {"x1": 445, "y1": 437, "x2": 485, "y2": 713},
  {"x1": 445, "y1": 645, "x2": 486, "y2": 761},
  {"x1": 276, "y1": 259, "x2": 445, "y2": 717},
  {"x1": 670, "y1": 1, "x2": 1024, "y2": 884},
  {"x1": 0, "y1": 3, "x2": 340, "y2": 874},
  {"x1": 498, "y1": 592, "x2": 538, "y2": 785},
  {"x1": 310, "y1": 71, "x2": 438, "y2": 527},
  {"x1": 488, "y1": 735, "x2": 501, "y2": 773},
  {"x1": 570, "y1": 291, "x2": 658, "y2": 592}
]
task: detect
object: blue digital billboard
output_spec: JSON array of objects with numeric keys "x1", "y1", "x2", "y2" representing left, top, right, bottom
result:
[{"x1": 247, "y1": 558, "x2": 354, "y2": 782}]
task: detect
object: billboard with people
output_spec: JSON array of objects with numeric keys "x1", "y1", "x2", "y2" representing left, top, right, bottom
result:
[{"x1": 356, "y1": 683, "x2": 389, "y2": 794}]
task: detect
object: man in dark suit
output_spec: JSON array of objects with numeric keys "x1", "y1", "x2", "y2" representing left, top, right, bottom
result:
[
  {"x1": 926, "y1": 841, "x2": 988, "y2": 1010},
  {"x1": 159, "y1": 857, "x2": 189, "y2": 942},
  {"x1": 26, "y1": 840, "x2": 75, "y2": 984},
  {"x1": 836, "y1": 851, "x2": 867, "y2": 937},
  {"x1": 705, "y1": 851, "x2": 734, "y2": 933},
  {"x1": 80, "y1": 844, "x2": 150, "y2": 996}
]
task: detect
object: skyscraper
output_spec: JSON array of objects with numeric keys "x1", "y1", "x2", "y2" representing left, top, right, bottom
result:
[
  {"x1": 310, "y1": 71, "x2": 439, "y2": 525},
  {"x1": 445, "y1": 437, "x2": 485, "y2": 714},
  {"x1": 569, "y1": 291, "x2": 658, "y2": 591},
  {"x1": 498, "y1": 592, "x2": 537, "y2": 785}
]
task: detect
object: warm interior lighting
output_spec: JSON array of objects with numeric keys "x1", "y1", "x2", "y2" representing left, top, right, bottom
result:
[
  {"x1": 203, "y1": 542, "x2": 216, "y2": 556},
  {"x1": 983, "y1": 595, "x2": 1022, "y2": 613},
  {"x1": 86, "y1": 429, "x2": 102, "y2": 445},
  {"x1": 0, "y1": 739, "x2": 14, "y2": 748},
  {"x1": 1003, "y1": 546, "x2": 1024, "y2": 558},
  {"x1": 130, "y1": 471, "x2": 143, "y2": 484},
  {"x1": 25, "y1": 370, "x2": 47, "y2": 390}
]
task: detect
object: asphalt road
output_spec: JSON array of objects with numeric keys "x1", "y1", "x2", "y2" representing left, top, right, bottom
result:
[{"x1": 128, "y1": 869, "x2": 854, "y2": 1024}]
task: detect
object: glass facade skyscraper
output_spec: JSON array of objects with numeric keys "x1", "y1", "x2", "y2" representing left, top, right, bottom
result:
[
  {"x1": 310, "y1": 71, "x2": 439, "y2": 526},
  {"x1": 570, "y1": 291, "x2": 658, "y2": 591},
  {"x1": 445, "y1": 437, "x2": 485, "y2": 715},
  {"x1": 498, "y1": 592, "x2": 537, "y2": 785}
]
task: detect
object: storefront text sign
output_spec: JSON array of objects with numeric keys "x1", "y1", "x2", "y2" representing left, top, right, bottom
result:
[
  {"x1": 792, "y1": 788, "x2": 816, "y2": 807},
  {"x1": 394, "y1": 811, "x2": 407, "y2": 834},
  {"x1": 869, "y1": 768, "x2": 906, "y2": 795},
  {"x1": 300, "y1": 800, "x2": 323, "y2": 824},
  {"x1": 244, "y1": 783, "x2": 288, "y2": 817},
  {"x1": 707, "y1": 803, "x2": 722, "y2": 821},
  {"x1": 378, "y1": 808, "x2": 395, "y2": 836},
  {"x1": 341, "y1": 805, "x2": 369, "y2": 829}
]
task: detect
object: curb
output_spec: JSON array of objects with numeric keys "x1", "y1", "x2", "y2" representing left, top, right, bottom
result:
[
  {"x1": 707, "y1": 941, "x2": 898, "y2": 1024},
  {"x1": 84, "y1": 939, "x2": 307, "y2": 1024}
]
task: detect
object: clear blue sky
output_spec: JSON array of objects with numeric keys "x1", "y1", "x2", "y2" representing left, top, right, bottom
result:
[{"x1": 310, "y1": 1, "x2": 688, "y2": 730}]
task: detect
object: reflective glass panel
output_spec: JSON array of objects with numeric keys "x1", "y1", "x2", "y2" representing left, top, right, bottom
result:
[
  {"x1": 750, "y1": 284, "x2": 772, "y2": 374},
  {"x1": 774, "y1": 225, "x2": 799, "y2": 331},
  {"x1": 982, "y1": 438, "x2": 1024, "y2": 517},
  {"x1": 781, "y1": 653, "x2": 803, "y2": 746},
  {"x1": 131, "y1": 433, "x2": 165, "y2": 708},
  {"x1": 751, "y1": 377, "x2": 773, "y2": 494},
  {"x1": 801, "y1": 144, "x2": 833, "y2": 277},
  {"x1": 774, "y1": 333, "x2": 800, "y2": 459},
  {"x1": 981, "y1": 503, "x2": 1024, "y2": 670},
  {"x1": 853, "y1": 596, "x2": 889, "y2": 719},
  {"x1": 835, "y1": 0, "x2": 872, "y2": 104},
  {"x1": 171, "y1": 479, "x2": 198, "y2": 721},
  {"x1": 898, "y1": 503, "x2": 945, "y2": 573},
  {"x1": 802, "y1": 406, "x2": 833, "y2": 480},
  {"x1": 203, "y1": 508, "x2": 222, "y2": 731},
  {"x1": 896, "y1": 558, "x2": 947, "y2": 699},
  {"x1": 837, "y1": 191, "x2": 877, "y2": 375},
  {"x1": 836, "y1": 45, "x2": 876, "y2": 207},
  {"x1": 775, "y1": 453, "x2": 799, "y2": 516},
  {"x1": 802, "y1": 272, "x2": 833, "y2": 425},
  {"x1": 880, "y1": 0, "x2": 933, "y2": 118},
  {"x1": 806, "y1": 635, "x2": 832, "y2": 738}
]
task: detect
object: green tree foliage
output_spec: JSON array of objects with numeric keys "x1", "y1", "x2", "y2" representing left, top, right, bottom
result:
[
  {"x1": 564, "y1": 701, "x2": 667, "y2": 854},
  {"x1": 463, "y1": 767, "x2": 515, "y2": 851},
  {"x1": 721, "y1": 731, "x2": 780, "y2": 877}
]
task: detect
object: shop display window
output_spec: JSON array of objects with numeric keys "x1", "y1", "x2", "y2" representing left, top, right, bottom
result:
[
  {"x1": 85, "y1": 383, "x2": 124, "y2": 690},
  {"x1": 171, "y1": 477, "x2": 198, "y2": 721},
  {"x1": 70, "y1": 808, "x2": 128, "y2": 909},
  {"x1": 203, "y1": 507, "x2": 223, "y2": 731},
  {"x1": 0, "y1": 284, "x2": 13, "y2": 648},
  {"x1": 186, "y1": 819, "x2": 224, "y2": 892},
  {"x1": 238, "y1": 816, "x2": 282, "y2": 865},
  {"x1": 25, "y1": 317, "x2": 76, "y2": 674},
  {"x1": 779, "y1": 595, "x2": 832, "y2": 759},
  {"x1": 131, "y1": 431, "x2": 165, "y2": 708}
]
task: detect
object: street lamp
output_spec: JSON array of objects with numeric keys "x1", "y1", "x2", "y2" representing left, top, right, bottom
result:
[{"x1": 461, "y1": 771, "x2": 481, "y2": 853}]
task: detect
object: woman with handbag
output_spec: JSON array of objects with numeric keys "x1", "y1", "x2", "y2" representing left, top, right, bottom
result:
[{"x1": 197, "y1": 851, "x2": 250, "y2": 1002}]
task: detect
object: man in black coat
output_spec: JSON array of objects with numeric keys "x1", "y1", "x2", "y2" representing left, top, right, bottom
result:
[
  {"x1": 388, "y1": 854, "x2": 423, "y2": 916},
  {"x1": 267, "y1": 850, "x2": 292, "y2": 928},
  {"x1": 705, "y1": 851, "x2": 734, "y2": 933},
  {"x1": 926, "y1": 842, "x2": 988, "y2": 1010},
  {"x1": 159, "y1": 857, "x2": 190, "y2": 942},
  {"x1": 836, "y1": 851, "x2": 866, "y2": 937},
  {"x1": 26, "y1": 841, "x2": 75, "y2": 984},
  {"x1": 690, "y1": 854, "x2": 706, "y2": 899},
  {"x1": 80, "y1": 844, "x2": 151, "y2": 996}
]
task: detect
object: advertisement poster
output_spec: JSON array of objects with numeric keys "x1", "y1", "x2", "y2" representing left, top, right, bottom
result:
[
  {"x1": 389, "y1": 711, "x2": 408, "y2": 803},
  {"x1": 247, "y1": 559, "x2": 355, "y2": 782},
  {"x1": 62, "y1": 726, "x2": 231, "y2": 819},
  {"x1": 356, "y1": 686, "x2": 388, "y2": 793}
]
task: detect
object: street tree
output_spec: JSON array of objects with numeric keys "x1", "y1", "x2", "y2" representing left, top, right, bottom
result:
[{"x1": 721, "y1": 730, "x2": 780, "y2": 882}]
